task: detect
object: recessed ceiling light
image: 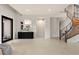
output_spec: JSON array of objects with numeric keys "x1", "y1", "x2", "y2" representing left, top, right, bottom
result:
[{"x1": 48, "y1": 8, "x2": 52, "y2": 12}]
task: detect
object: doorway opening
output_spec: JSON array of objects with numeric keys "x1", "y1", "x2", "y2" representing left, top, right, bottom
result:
[{"x1": 36, "y1": 17, "x2": 45, "y2": 39}]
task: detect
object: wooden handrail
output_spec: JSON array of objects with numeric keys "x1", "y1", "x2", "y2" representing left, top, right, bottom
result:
[
  {"x1": 59, "y1": 21, "x2": 72, "y2": 43},
  {"x1": 61, "y1": 22, "x2": 72, "y2": 32}
]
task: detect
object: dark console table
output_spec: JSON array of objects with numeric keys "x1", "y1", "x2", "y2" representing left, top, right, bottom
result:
[{"x1": 18, "y1": 32, "x2": 34, "y2": 39}]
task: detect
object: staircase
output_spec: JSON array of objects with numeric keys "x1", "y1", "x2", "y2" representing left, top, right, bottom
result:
[{"x1": 60, "y1": 4, "x2": 79, "y2": 43}]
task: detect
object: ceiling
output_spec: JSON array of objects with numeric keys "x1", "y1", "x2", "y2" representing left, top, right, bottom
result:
[{"x1": 9, "y1": 4, "x2": 69, "y2": 15}]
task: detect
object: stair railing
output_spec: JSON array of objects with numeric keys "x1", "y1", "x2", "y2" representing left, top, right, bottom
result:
[
  {"x1": 65, "y1": 6, "x2": 74, "y2": 19},
  {"x1": 65, "y1": 4, "x2": 79, "y2": 19},
  {"x1": 74, "y1": 4, "x2": 79, "y2": 18},
  {"x1": 60, "y1": 4, "x2": 79, "y2": 43},
  {"x1": 59, "y1": 21, "x2": 72, "y2": 43}
]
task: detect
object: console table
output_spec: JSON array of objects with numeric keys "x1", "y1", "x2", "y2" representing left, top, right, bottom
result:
[{"x1": 18, "y1": 32, "x2": 34, "y2": 39}]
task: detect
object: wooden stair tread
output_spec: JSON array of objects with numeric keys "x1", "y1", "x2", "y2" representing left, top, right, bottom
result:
[
  {"x1": 67, "y1": 25, "x2": 79, "y2": 38},
  {"x1": 72, "y1": 17, "x2": 79, "y2": 26}
]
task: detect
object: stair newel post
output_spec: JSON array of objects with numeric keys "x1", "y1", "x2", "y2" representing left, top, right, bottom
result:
[
  {"x1": 59, "y1": 30, "x2": 61, "y2": 40},
  {"x1": 65, "y1": 31, "x2": 67, "y2": 43},
  {"x1": 74, "y1": 4, "x2": 75, "y2": 17},
  {"x1": 59, "y1": 20, "x2": 61, "y2": 40}
]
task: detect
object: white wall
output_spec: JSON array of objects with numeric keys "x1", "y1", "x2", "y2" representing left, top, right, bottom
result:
[
  {"x1": 0, "y1": 5, "x2": 41, "y2": 40},
  {"x1": 15, "y1": 15, "x2": 66, "y2": 39},
  {"x1": 45, "y1": 16, "x2": 50, "y2": 39},
  {"x1": 14, "y1": 13, "x2": 67, "y2": 39},
  {"x1": 0, "y1": 4, "x2": 22, "y2": 44},
  {"x1": 14, "y1": 14, "x2": 23, "y2": 39},
  {"x1": 0, "y1": 4, "x2": 68, "y2": 43},
  {"x1": 14, "y1": 15, "x2": 51, "y2": 39},
  {"x1": 0, "y1": 13, "x2": 1, "y2": 44},
  {"x1": 50, "y1": 17, "x2": 59, "y2": 38}
]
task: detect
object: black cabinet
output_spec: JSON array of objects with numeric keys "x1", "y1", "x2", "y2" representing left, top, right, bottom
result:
[{"x1": 18, "y1": 32, "x2": 34, "y2": 39}]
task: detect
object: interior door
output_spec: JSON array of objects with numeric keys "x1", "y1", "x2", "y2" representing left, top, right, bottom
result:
[
  {"x1": 50, "y1": 17, "x2": 59, "y2": 38},
  {"x1": 36, "y1": 19, "x2": 45, "y2": 39}
]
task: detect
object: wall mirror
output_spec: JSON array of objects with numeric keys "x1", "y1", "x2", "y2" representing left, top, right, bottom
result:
[{"x1": 2, "y1": 15, "x2": 13, "y2": 43}]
